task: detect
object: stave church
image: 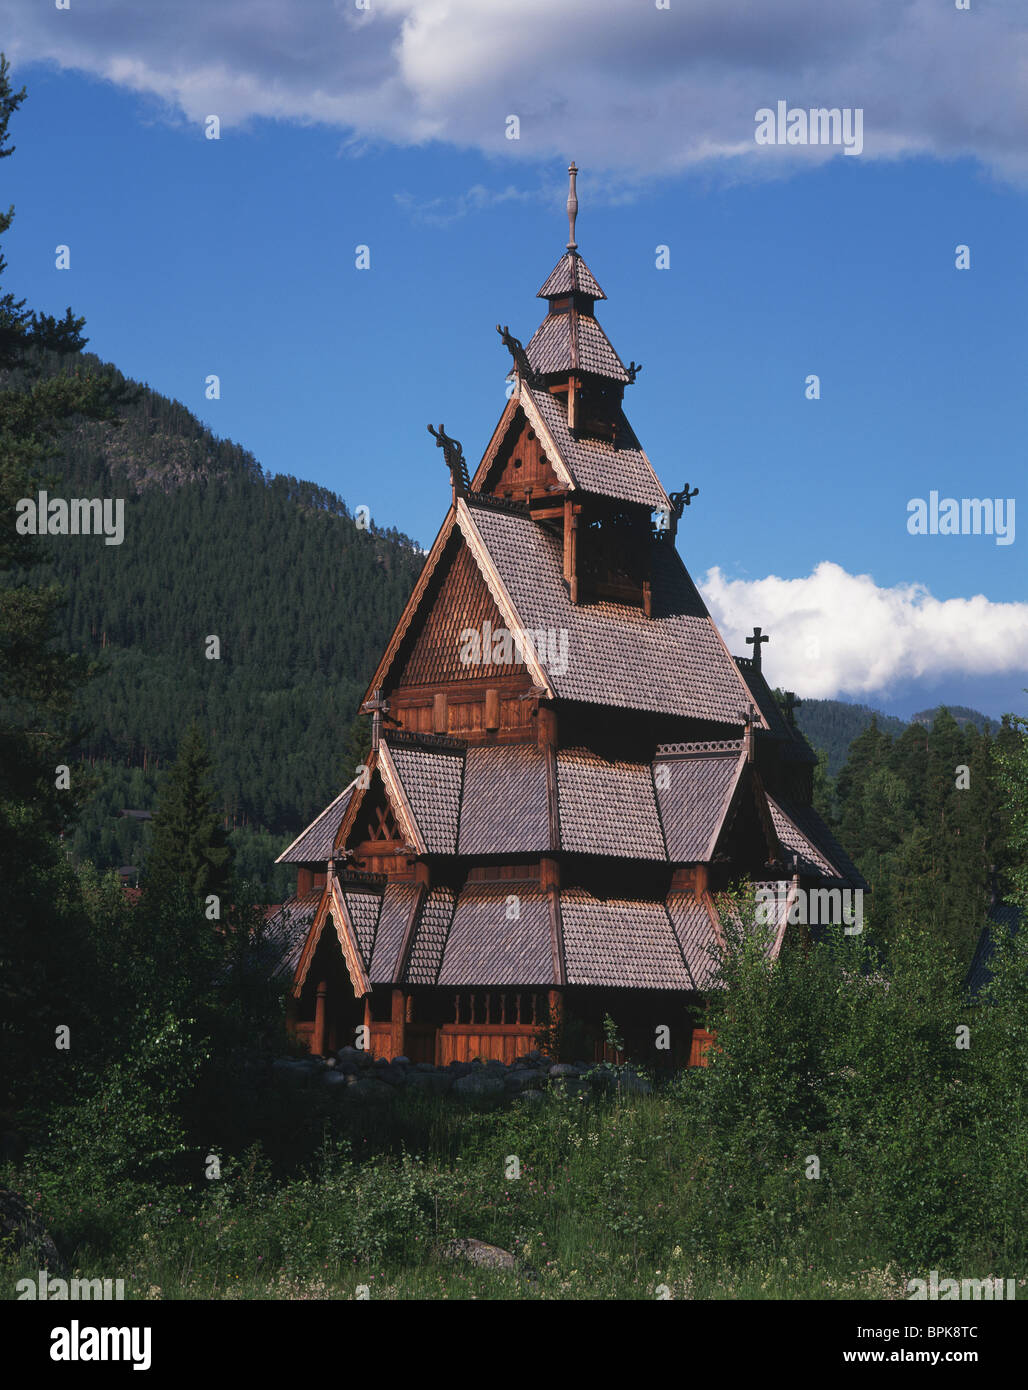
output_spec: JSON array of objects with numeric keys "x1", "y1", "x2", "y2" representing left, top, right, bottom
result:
[{"x1": 263, "y1": 165, "x2": 866, "y2": 1068}]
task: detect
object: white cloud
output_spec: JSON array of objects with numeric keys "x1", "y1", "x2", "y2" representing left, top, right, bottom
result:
[
  {"x1": 699, "y1": 561, "x2": 1028, "y2": 699},
  {"x1": 3, "y1": 0, "x2": 1027, "y2": 183}
]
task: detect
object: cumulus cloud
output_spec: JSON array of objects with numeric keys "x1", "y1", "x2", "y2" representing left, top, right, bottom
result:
[
  {"x1": 2, "y1": 0, "x2": 1027, "y2": 183},
  {"x1": 699, "y1": 562, "x2": 1028, "y2": 700}
]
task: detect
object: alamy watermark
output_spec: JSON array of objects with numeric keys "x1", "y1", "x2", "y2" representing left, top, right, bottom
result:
[
  {"x1": 756, "y1": 885, "x2": 864, "y2": 934},
  {"x1": 458, "y1": 618, "x2": 569, "y2": 677},
  {"x1": 755, "y1": 102, "x2": 864, "y2": 156},
  {"x1": 907, "y1": 491, "x2": 1014, "y2": 546},
  {"x1": 15, "y1": 492, "x2": 124, "y2": 546}
]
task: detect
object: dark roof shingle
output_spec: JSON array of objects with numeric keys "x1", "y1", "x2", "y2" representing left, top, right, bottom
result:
[
  {"x1": 438, "y1": 881, "x2": 555, "y2": 986},
  {"x1": 459, "y1": 743, "x2": 550, "y2": 854},
  {"x1": 463, "y1": 500, "x2": 753, "y2": 724},
  {"x1": 525, "y1": 386, "x2": 668, "y2": 510},
  {"x1": 561, "y1": 889, "x2": 692, "y2": 989},
  {"x1": 536, "y1": 251, "x2": 606, "y2": 300},
  {"x1": 275, "y1": 784, "x2": 356, "y2": 864},
  {"x1": 557, "y1": 749, "x2": 665, "y2": 858},
  {"x1": 655, "y1": 749, "x2": 743, "y2": 862}
]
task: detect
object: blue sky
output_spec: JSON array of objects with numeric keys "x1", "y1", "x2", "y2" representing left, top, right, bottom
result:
[{"x1": 2, "y1": 0, "x2": 1026, "y2": 717}]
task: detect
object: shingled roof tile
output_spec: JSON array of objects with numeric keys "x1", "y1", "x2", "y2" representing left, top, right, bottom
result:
[
  {"x1": 369, "y1": 883, "x2": 419, "y2": 984},
  {"x1": 403, "y1": 885, "x2": 457, "y2": 984},
  {"x1": 666, "y1": 892, "x2": 721, "y2": 989},
  {"x1": 343, "y1": 888, "x2": 381, "y2": 963},
  {"x1": 525, "y1": 386, "x2": 668, "y2": 510},
  {"x1": 387, "y1": 742, "x2": 464, "y2": 854},
  {"x1": 557, "y1": 749, "x2": 665, "y2": 858},
  {"x1": 526, "y1": 312, "x2": 629, "y2": 383},
  {"x1": 261, "y1": 891, "x2": 322, "y2": 981},
  {"x1": 438, "y1": 881, "x2": 555, "y2": 986},
  {"x1": 655, "y1": 749, "x2": 743, "y2": 862},
  {"x1": 275, "y1": 784, "x2": 356, "y2": 864},
  {"x1": 463, "y1": 500, "x2": 752, "y2": 724},
  {"x1": 561, "y1": 888, "x2": 692, "y2": 989},
  {"x1": 768, "y1": 798, "x2": 868, "y2": 888},
  {"x1": 536, "y1": 250, "x2": 606, "y2": 300},
  {"x1": 459, "y1": 743, "x2": 550, "y2": 854}
]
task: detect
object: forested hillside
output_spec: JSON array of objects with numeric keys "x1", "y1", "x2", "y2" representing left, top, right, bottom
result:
[{"x1": 13, "y1": 349, "x2": 424, "y2": 894}]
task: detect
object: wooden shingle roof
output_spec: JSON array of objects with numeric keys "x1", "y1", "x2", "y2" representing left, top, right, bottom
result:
[
  {"x1": 368, "y1": 882, "x2": 419, "y2": 983},
  {"x1": 556, "y1": 748, "x2": 665, "y2": 859},
  {"x1": 275, "y1": 783, "x2": 357, "y2": 864},
  {"x1": 261, "y1": 891, "x2": 322, "y2": 980},
  {"x1": 526, "y1": 312, "x2": 629, "y2": 383},
  {"x1": 460, "y1": 497, "x2": 756, "y2": 724},
  {"x1": 560, "y1": 890, "x2": 693, "y2": 989},
  {"x1": 458, "y1": 743, "x2": 551, "y2": 854},
  {"x1": 768, "y1": 796, "x2": 868, "y2": 889},
  {"x1": 536, "y1": 250, "x2": 606, "y2": 301},
  {"x1": 438, "y1": 881, "x2": 555, "y2": 987},
  {"x1": 655, "y1": 747, "x2": 745, "y2": 862},
  {"x1": 522, "y1": 385, "x2": 669, "y2": 510}
]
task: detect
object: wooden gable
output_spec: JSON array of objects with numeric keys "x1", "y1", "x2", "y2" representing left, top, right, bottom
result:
[
  {"x1": 397, "y1": 538, "x2": 527, "y2": 688},
  {"x1": 476, "y1": 406, "x2": 564, "y2": 501}
]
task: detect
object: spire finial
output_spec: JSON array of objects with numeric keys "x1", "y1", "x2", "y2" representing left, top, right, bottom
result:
[{"x1": 566, "y1": 161, "x2": 579, "y2": 251}]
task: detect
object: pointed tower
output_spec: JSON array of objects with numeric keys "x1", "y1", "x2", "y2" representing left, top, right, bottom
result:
[{"x1": 267, "y1": 167, "x2": 867, "y2": 1065}]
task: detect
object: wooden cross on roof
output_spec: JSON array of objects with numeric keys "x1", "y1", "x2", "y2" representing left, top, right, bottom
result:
[
  {"x1": 782, "y1": 690, "x2": 802, "y2": 727},
  {"x1": 746, "y1": 625, "x2": 769, "y2": 671}
]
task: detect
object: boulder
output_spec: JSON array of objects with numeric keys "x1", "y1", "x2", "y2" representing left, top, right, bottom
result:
[
  {"x1": 548, "y1": 1063, "x2": 577, "y2": 1077},
  {"x1": 440, "y1": 1238, "x2": 516, "y2": 1272},
  {"x1": 406, "y1": 1070, "x2": 454, "y2": 1095},
  {"x1": 346, "y1": 1078, "x2": 394, "y2": 1101},
  {"x1": 453, "y1": 1072, "x2": 505, "y2": 1098}
]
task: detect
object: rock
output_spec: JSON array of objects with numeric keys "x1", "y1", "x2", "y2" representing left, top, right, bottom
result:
[
  {"x1": 548, "y1": 1063, "x2": 576, "y2": 1077},
  {"x1": 520, "y1": 1090, "x2": 545, "y2": 1106},
  {"x1": 414, "y1": 1062, "x2": 437, "y2": 1072},
  {"x1": 376, "y1": 1064, "x2": 409, "y2": 1088},
  {"x1": 618, "y1": 1070, "x2": 652, "y2": 1095},
  {"x1": 336, "y1": 1046, "x2": 361, "y2": 1062},
  {"x1": 406, "y1": 1070, "x2": 454, "y2": 1094},
  {"x1": 393, "y1": 1055, "x2": 411, "y2": 1067},
  {"x1": 440, "y1": 1238, "x2": 516, "y2": 1272},
  {"x1": 337, "y1": 1061, "x2": 359, "y2": 1077},
  {"x1": 504, "y1": 1069, "x2": 543, "y2": 1092},
  {"x1": 0, "y1": 1188, "x2": 66, "y2": 1275},
  {"x1": 347, "y1": 1078, "x2": 394, "y2": 1101},
  {"x1": 323, "y1": 1069, "x2": 349, "y2": 1086},
  {"x1": 453, "y1": 1072, "x2": 505, "y2": 1098}
]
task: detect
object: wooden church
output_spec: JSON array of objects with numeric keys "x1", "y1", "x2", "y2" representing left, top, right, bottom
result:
[{"x1": 264, "y1": 165, "x2": 866, "y2": 1067}]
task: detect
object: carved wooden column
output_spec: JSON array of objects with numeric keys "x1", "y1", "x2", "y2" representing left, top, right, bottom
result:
[
  {"x1": 390, "y1": 987, "x2": 406, "y2": 1061},
  {"x1": 313, "y1": 980, "x2": 328, "y2": 1057}
]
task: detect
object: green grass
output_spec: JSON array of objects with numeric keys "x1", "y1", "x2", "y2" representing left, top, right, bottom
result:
[{"x1": 3, "y1": 1081, "x2": 1021, "y2": 1301}]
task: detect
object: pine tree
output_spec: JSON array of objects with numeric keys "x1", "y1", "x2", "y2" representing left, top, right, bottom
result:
[{"x1": 143, "y1": 721, "x2": 232, "y2": 904}]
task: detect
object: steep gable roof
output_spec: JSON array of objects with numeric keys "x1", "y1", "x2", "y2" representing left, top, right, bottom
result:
[
  {"x1": 521, "y1": 384, "x2": 669, "y2": 510},
  {"x1": 459, "y1": 496, "x2": 758, "y2": 724},
  {"x1": 276, "y1": 782, "x2": 359, "y2": 864}
]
